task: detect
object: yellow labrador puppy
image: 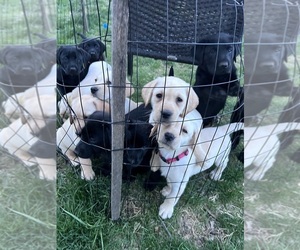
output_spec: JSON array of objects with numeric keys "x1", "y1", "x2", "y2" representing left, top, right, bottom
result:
[
  {"x1": 142, "y1": 76, "x2": 199, "y2": 124},
  {"x1": 244, "y1": 122, "x2": 300, "y2": 180},
  {"x1": 21, "y1": 95, "x2": 56, "y2": 134},
  {"x1": 151, "y1": 109, "x2": 243, "y2": 219},
  {"x1": 56, "y1": 95, "x2": 110, "y2": 180},
  {"x1": 1, "y1": 64, "x2": 56, "y2": 121}
]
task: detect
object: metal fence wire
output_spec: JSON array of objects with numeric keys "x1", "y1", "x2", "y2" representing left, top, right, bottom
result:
[{"x1": 0, "y1": 1, "x2": 299, "y2": 245}]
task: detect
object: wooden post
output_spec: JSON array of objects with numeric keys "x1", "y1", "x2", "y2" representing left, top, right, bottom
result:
[
  {"x1": 81, "y1": 0, "x2": 89, "y2": 34},
  {"x1": 111, "y1": 0, "x2": 128, "y2": 220}
]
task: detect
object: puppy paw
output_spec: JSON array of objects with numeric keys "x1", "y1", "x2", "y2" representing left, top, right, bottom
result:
[
  {"x1": 81, "y1": 170, "x2": 95, "y2": 180},
  {"x1": 159, "y1": 201, "x2": 174, "y2": 219},
  {"x1": 209, "y1": 169, "x2": 222, "y2": 180},
  {"x1": 39, "y1": 169, "x2": 56, "y2": 181},
  {"x1": 245, "y1": 169, "x2": 264, "y2": 181},
  {"x1": 161, "y1": 185, "x2": 171, "y2": 197}
]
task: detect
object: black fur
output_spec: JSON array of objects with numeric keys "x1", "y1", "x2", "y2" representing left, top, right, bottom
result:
[
  {"x1": 74, "y1": 105, "x2": 158, "y2": 182},
  {"x1": 192, "y1": 33, "x2": 241, "y2": 127},
  {"x1": 0, "y1": 45, "x2": 54, "y2": 95},
  {"x1": 56, "y1": 45, "x2": 91, "y2": 96},
  {"x1": 230, "y1": 87, "x2": 244, "y2": 162},
  {"x1": 77, "y1": 33, "x2": 106, "y2": 62},
  {"x1": 244, "y1": 33, "x2": 295, "y2": 117},
  {"x1": 28, "y1": 117, "x2": 56, "y2": 159}
]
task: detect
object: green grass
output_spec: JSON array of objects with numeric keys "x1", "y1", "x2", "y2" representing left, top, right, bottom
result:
[
  {"x1": 57, "y1": 150, "x2": 244, "y2": 249},
  {"x1": 0, "y1": 152, "x2": 56, "y2": 250}
]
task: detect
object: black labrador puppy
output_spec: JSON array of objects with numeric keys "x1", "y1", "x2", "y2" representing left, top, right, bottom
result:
[
  {"x1": 0, "y1": 45, "x2": 54, "y2": 95},
  {"x1": 77, "y1": 33, "x2": 106, "y2": 62},
  {"x1": 244, "y1": 32, "x2": 295, "y2": 118},
  {"x1": 192, "y1": 33, "x2": 241, "y2": 127},
  {"x1": 28, "y1": 117, "x2": 56, "y2": 159},
  {"x1": 56, "y1": 45, "x2": 91, "y2": 96},
  {"x1": 74, "y1": 105, "x2": 157, "y2": 181}
]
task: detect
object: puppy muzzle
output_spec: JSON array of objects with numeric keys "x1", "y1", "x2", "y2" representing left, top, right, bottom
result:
[{"x1": 161, "y1": 110, "x2": 173, "y2": 122}]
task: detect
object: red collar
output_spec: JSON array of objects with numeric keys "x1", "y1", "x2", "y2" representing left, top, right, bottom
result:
[{"x1": 159, "y1": 149, "x2": 189, "y2": 164}]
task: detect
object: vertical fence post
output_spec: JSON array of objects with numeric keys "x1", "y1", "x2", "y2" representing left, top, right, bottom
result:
[{"x1": 111, "y1": 0, "x2": 129, "y2": 220}]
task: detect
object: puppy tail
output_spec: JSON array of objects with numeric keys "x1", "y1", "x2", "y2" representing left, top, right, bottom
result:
[
  {"x1": 265, "y1": 122, "x2": 300, "y2": 135},
  {"x1": 77, "y1": 33, "x2": 87, "y2": 39},
  {"x1": 222, "y1": 122, "x2": 244, "y2": 135},
  {"x1": 168, "y1": 66, "x2": 174, "y2": 76}
]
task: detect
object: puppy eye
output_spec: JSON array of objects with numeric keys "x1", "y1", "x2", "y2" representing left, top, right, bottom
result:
[
  {"x1": 156, "y1": 93, "x2": 162, "y2": 99},
  {"x1": 94, "y1": 78, "x2": 98, "y2": 83},
  {"x1": 228, "y1": 47, "x2": 233, "y2": 52},
  {"x1": 182, "y1": 128, "x2": 188, "y2": 134},
  {"x1": 177, "y1": 97, "x2": 183, "y2": 102},
  {"x1": 107, "y1": 81, "x2": 112, "y2": 85}
]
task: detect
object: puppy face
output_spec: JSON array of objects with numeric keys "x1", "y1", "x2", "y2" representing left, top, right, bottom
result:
[
  {"x1": 156, "y1": 116, "x2": 198, "y2": 151},
  {"x1": 0, "y1": 46, "x2": 51, "y2": 75},
  {"x1": 245, "y1": 33, "x2": 288, "y2": 75},
  {"x1": 70, "y1": 95, "x2": 110, "y2": 132},
  {"x1": 57, "y1": 46, "x2": 91, "y2": 75},
  {"x1": 123, "y1": 120, "x2": 154, "y2": 168},
  {"x1": 79, "y1": 38, "x2": 106, "y2": 62},
  {"x1": 142, "y1": 76, "x2": 199, "y2": 124},
  {"x1": 193, "y1": 33, "x2": 238, "y2": 75},
  {"x1": 74, "y1": 111, "x2": 111, "y2": 159}
]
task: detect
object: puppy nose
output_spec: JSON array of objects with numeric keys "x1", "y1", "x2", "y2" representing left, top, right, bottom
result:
[
  {"x1": 218, "y1": 61, "x2": 229, "y2": 68},
  {"x1": 161, "y1": 110, "x2": 172, "y2": 120},
  {"x1": 91, "y1": 87, "x2": 99, "y2": 94},
  {"x1": 69, "y1": 66, "x2": 77, "y2": 72},
  {"x1": 164, "y1": 132, "x2": 175, "y2": 142},
  {"x1": 21, "y1": 66, "x2": 33, "y2": 72}
]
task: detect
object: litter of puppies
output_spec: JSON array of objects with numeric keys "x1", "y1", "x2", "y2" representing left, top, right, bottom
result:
[{"x1": 1, "y1": 29, "x2": 299, "y2": 221}]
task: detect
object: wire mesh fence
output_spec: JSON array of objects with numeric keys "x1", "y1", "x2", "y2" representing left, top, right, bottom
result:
[
  {"x1": 1, "y1": 0, "x2": 300, "y2": 249},
  {"x1": 0, "y1": 0, "x2": 56, "y2": 249}
]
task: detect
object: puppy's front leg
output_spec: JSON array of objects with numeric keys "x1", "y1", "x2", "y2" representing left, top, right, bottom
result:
[
  {"x1": 36, "y1": 158, "x2": 56, "y2": 180},
  {"x1": 159, "y1": 181, "x2": 188, "y2": 219},
  {"x1": 78, "y1": 157, "x2": 95, "y2": 180}
]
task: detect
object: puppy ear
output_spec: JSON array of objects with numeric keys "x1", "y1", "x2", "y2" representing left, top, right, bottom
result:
[
  {"x1": 0, "y1": 46, "x2": 11, "y2": 64},
  {"x1": 141, "y1": 78, "x2": 159, "y2": 105},
  {"x1": 99, "y1": 40, "x2": 106, "y2": 54},
  {"x1": 149, "y1": 124, "x2": 158, "y2": 138},
  {"x1": 79, "y1": 47, "x2": 91, "y2": 65},
  {"x1": 191, "y1": 44, "x2": 205, "y2": 65},
  {"x1": 125, "y1": 83, "x2": 135, "y2": 97},
  {"x1": 77, "y1": 33, "x2": 87, "y2": 40},
  {"x1": 56, "y1": 46, "x2": 64, "y2": 64},
  {"x1": 185, "y1": 88, "x2": 199, "y2": 115}
]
